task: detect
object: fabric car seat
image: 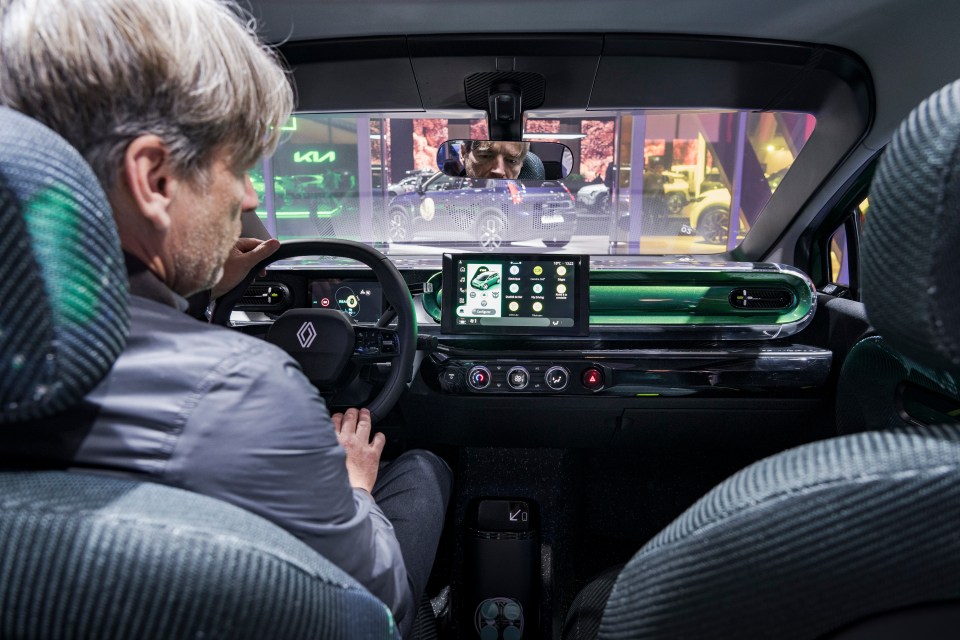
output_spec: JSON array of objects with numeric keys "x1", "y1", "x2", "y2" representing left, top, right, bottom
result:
[
  {"x1": 563, "y1": 80, "x2": 960, "y2": 639},
  {"x1": 0, "y1": 106, "x2": 397, "y2": 639},
  {"x1": 518, "y1": 152, "x2": 545, "y2": 180},
  {"x1": 836, "y1": 78, "x2": 960, "y2": 435}
]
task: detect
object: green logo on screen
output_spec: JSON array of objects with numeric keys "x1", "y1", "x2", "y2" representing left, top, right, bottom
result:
[{"x1": 293, "y1": 150, "x2": 337, "y2": 164}]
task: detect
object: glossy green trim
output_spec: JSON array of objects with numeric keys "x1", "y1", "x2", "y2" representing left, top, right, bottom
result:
[
  {"x1": 589, "y1": 268, "x2": 813, "y2": 326},
  {"x1": 425, "y1": 264, "x2": 815, "y2": 331},
  {"x1": 256, "y1": 209, "x2": 340, "y2": 220},
  {"x1": 422, "y1": 272, "x2": 443, "y2": 323}
]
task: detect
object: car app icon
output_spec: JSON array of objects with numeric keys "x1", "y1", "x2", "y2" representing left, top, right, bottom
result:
[{"x1": 471, "y1": 270, "x2": 501, "y2": 290}]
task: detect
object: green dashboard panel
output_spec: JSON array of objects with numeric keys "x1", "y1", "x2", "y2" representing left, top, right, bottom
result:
[
  {"x1": 588, "y1": 267, "x2": 813, "y2": 326},
  {"x1": 421, "y1": 263, "x2": 815, "y2": 337}
]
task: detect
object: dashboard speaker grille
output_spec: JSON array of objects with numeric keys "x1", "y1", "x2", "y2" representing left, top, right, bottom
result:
[{"x1": 728, "y1": 287, "x2": 795, "y2": 310}]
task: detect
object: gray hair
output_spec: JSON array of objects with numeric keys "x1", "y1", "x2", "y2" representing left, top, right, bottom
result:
[{"x1": 0, "y1": 0, "x2": 294, "y2": 189}]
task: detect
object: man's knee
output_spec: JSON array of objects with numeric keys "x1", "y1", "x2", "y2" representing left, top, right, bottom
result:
[
  {"x1": 379, "y1": 449, "x2": 453, "y2": 508},
  {"x1": 396, "y1": 449, "x2": 453, "y2": 502}
]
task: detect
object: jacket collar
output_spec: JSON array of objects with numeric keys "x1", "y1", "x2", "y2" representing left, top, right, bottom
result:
[{"x1": 123, "y1": 253, "x2": 189, "y2": 312}]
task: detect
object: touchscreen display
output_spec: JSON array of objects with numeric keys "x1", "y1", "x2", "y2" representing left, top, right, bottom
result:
[
  {"x1": 310, "y1": 280, "x2": 383, "y2": 322},
  {"x1": 442, "y1": 254, "x2": 589, "y2": 335}
]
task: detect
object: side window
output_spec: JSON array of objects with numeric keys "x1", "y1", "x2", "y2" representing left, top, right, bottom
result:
[
  {"x1": 425, "y1": 174, "x2": 459, "y2": 192},
  {"x1": 829, "y1": 226, "x2": 849, "y2": 286},
  {"x1": 825, "y1": 195, "x2": 868, "y2": 290}
]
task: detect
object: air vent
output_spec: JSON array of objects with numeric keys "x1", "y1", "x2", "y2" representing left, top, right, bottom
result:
[
  {"x1": 728, "y1": 287, "x2": 794, "y2": 310},
  {"x1": 237, "y1": 282, "x2": 290, "y2": 310}
]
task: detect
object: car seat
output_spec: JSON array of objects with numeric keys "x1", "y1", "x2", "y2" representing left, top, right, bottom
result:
[
  {"x1": 518, "y1": 152, "x2": 546, "y2": 180},
  {"x1": 0, "y1": 106, "x2": 397, "y2": 639},
  {"x1": 562, "y1": 79, "x2": 960, "y2": 640}
]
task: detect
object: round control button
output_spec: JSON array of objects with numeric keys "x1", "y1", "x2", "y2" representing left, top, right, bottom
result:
[
  {"x1": 503, "y1": 602, "x2": 522, "y2": 621},
  {"x1": 506, "y1": 366, "x2": 530, "y2": 390},
  {"x1": 468, "y1": 366, "x2": 492, "y2": 390},
  {"x1": 544, "y1": 366, "x2": 570, "y2": 391},
  {"x1": 581, "y1": 367, "x2": 604, "y2": 390},
  {"x1": 503, "y1": 627, "x2": 522, "y2": 640}
]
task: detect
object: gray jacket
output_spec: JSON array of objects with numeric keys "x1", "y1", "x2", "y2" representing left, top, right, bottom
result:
[{"x1": 70, "y1": 268, "x2": 412, "y2": 627}]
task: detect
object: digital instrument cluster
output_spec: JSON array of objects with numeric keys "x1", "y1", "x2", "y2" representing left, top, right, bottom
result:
[{"x1": 310, "y1": 280, "x2": 383, "y2": 322}]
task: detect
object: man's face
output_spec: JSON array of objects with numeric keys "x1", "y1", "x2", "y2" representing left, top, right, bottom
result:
[
  {"x1": 168, "y1": 148, "x2": 258, "y2": 296},
  {"x1": 462, "y1": 141, "x2": 528, "y2": 179}
]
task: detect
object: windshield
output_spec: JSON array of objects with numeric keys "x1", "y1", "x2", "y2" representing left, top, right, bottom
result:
[{"x1": 253, "y1": 110, "x2": 814, "y2": 266}]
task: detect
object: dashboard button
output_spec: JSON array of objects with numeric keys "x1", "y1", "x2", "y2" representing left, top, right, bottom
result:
[
  {"x1": 581, "y1": 367, "x2": 604, "y2": 390},
  {"x1": 506, "y1": 366, "x2": 530, "y2": 390},
  {"x1": 468, "y1": 366, "x2": 492, "y2": 390},
  {"x1": 544, "y1": 366, "x2": 570, "y2": 391}
]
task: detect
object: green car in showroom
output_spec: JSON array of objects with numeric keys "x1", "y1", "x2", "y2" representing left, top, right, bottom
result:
[{"x1": 4, "y1": 0, "x2": 960, "y2": 639}]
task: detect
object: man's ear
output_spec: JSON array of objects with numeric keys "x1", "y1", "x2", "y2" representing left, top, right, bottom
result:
[{"x1": 122, "y1": 135, "x2": 176, "y2": 232}]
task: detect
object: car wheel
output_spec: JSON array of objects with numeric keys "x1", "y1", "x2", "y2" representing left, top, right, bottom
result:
[
  {"x1": 388, "y1": 207, "x2": 409, "y2": 243},
  {"x1": 476, "y1": 212, "x2": 506, "y2": 252},
  {"x1": 665, "y1": 192, "x2": 686, "y2": 215},
  {"x1": 697, "y1": 206, "x2": 729, "y2": 244}
]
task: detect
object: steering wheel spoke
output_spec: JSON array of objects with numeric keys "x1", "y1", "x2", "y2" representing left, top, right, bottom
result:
[{"x1": 353, "y1": 325, "x2": 401, "y2": 363}]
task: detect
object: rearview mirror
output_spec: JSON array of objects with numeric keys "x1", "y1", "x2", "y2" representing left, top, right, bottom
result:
[{"x1": 437, "y1": 140, "x2": 574, "y2": 181}]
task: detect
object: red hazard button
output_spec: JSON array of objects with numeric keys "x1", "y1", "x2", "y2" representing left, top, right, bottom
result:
[{"x1": 581, "y1": 367, "x2": 604, "y2": 390}]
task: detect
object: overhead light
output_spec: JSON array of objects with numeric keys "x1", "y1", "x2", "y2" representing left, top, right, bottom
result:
[{"x1": 522, "y1": 133, "x2": 586, "y2": 140}]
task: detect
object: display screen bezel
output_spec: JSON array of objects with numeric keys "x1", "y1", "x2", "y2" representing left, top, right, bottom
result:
[{"x1": 440, "y1": 253, "x2": 590, "y2": 336}]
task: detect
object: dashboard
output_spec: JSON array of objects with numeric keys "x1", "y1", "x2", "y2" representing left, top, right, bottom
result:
[{"x1": 233, "y1": 258, "x2": 831, "y2": 405}]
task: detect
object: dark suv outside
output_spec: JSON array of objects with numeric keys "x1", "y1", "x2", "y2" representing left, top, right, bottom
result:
[{"x1": 385, "y1": 172, "x2": 577, "y2": 251}]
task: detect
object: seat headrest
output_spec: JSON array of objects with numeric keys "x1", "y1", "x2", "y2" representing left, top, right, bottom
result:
[
  {"x1": 0, "y1": 107, "x2": 129, "y2": 423},
  {"x1": 518, "y1": 152, "x2": 545, "y2": 180},
  {"x1": 864, "y1": 80, "x2": 960, "y2": 372}
]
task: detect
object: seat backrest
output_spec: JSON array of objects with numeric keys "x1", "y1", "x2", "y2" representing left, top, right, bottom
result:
[
  {"x1": 593, "y1": 80, "x2": 960, "y2": 640},
  {"x1": 0, "y1": 106, "x2": 396, "y2": 639},
  {"x1": 837, "y1": 335, "x2": 960, "y2": 433},
  {"x1": 836, "y1": 78, "x2": 960, "y2": 435}
]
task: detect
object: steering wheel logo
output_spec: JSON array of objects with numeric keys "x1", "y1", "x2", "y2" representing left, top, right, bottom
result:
[{"x1": 296, "y1": 321, "x2": 318, "y2": 349}]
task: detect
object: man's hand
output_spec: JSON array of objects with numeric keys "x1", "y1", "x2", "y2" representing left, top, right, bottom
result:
[
  {"x1": 211, "y1": 237, "x2": 281, "y2": 299},
  {"x1": 332, "y1": 408, "x2": 385, "y2": 493}
]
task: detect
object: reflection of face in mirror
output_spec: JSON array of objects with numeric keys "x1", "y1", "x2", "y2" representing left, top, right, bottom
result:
[{"x1": 460, "y1": 141, "x2": 529, "y2": 179}]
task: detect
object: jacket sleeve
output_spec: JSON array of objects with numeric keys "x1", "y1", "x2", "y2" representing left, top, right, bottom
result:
[{"x1": 162, "y1": 341, "x2": 413, "y2": 628}]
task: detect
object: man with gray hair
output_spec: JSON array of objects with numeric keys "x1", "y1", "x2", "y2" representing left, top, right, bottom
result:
[{"x1": 0, "y1": 0, "x2": 451, "y2": 635}]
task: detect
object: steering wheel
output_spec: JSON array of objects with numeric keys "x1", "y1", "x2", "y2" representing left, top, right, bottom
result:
[{"x1": 211, "y1": 240, "x2": 417, "y2": 423}]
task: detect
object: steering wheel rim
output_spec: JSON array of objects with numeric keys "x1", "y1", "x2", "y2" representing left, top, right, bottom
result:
[{"x1": 211, "y1": 239, "x2": 417, "y2": 423}]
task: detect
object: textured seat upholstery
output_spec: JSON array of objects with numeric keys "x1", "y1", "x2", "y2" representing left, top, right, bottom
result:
[
  {"x1": 565, "y1": 80, "x2": 960, "y2": 640},
  {"x1": 0, "y1": 107, "x2": 396, "y2": 639},
  {"x1": 518, "y1": 152, "x2": 546, "y2": 180},
  {"x1": 837, "y1": 336, "x2": 960, "y2": 434},
  {"x1": 836, "y1": 77, "x2": 960, "y2": 435}
]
